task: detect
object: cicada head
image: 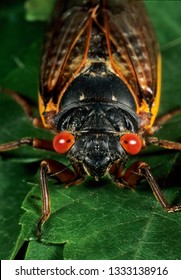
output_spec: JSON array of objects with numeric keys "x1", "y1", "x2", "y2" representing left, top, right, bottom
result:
[
  {"x1": 53, "y1": 129, "x2": 143, "y2": 179},
  {"x1": 53, "y1": 98, "x2": 142, "y2": 179}
]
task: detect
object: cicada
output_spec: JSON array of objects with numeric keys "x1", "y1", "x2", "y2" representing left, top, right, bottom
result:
[{"x1": 1, "y1": 0, "x2": 181, "y2": 234}]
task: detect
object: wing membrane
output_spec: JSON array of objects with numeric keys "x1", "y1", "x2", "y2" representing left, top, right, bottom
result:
[
  {"x1": 40, "y1": 2, "x2": 92, "y2": 107},
  {"x1": 103, "y1": 0, "x2": 158, "y2": 106}
]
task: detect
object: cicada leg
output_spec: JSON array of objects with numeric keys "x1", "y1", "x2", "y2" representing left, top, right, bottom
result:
[
  {"x1": 146, "y1": 107, "x2": 181, "y2": 150},
  {"x1": 38, "y1": 159, "x2": 83, "y2": 237},
  {"x1": 0, "y1": 137, "x2": 84, "y2": 237},
  {"x1": 0, "y1": 87, "x2": 43, "y2": 128},
  {"x1": 152, "y1": 107, "x2": 181, "y2": 133},
  {"x1": 0, "y1": 137, "x2": 54, "y2": 152},
  {"x1": 146, "y1": 137, "x2": 181, "y2": 151},
  {"x1": 110, "y1": 161, "x2": 181, "y2": 213}
]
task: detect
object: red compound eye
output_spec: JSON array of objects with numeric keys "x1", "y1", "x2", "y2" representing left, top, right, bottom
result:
[
  {"x1": 53, "y1": 131, "x2": 75, "y2": 154},
  {"x1": 120, "y1": 133, "x2": 142, "y2": 155}
]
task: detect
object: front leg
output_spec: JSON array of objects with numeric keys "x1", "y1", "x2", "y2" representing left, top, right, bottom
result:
[
  {"x1": 0, "y1": 136, "x2": 84, "y2": 236},
  {"x1": 38, "y1": 159, "x2": 84, "y2": 237},
  {"x1": 110, "y1": 161, "x2": 181, "y2": 213}
]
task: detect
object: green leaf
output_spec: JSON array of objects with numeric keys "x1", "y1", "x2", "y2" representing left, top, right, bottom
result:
[
  {"x1": 25, "y1": 240, "x2": 64, "y2": 260},
  {"x1": 24, "y1": 0, "x2": 55, "y2": 21},
  {"x1": 0, "y1": 1, "x2": 181, "y2": 260}
]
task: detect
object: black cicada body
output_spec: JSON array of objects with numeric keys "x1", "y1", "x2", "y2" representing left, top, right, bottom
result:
[{"x1": 39, "y1": 0, "x2": 159, "y2": 180}]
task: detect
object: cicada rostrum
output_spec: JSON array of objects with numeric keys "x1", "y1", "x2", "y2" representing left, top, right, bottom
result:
[{"x1": 1, "y1": 0, "x2": 181, "y2": 235}]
